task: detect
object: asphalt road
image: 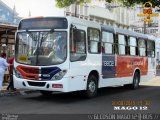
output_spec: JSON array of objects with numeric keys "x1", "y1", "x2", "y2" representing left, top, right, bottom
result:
[
  {"x1": 0, "y1": 78, "x2": 160, "y2": 114},
  {"x1": 0, "y1": 73, "x2": 160, "y2": 120}
]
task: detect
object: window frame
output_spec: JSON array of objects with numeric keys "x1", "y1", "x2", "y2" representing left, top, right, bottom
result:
[
  {"x1": 117, "y1": 34, "x2": 127, "y2": 56},
  {"x1": 70, "y1": 28, "x2": 87, "y2": 62},
  {"x1": 87, "y1": 27, "x2": 101, "y2": 54},
  {"x1": 138, "y1": 38, "x2": 147, "y2": 57},
  {"x1": 128, "y1": 36, "x2": 138, "y2": 56},
  {"x1": 101, "y1": 30, "x2": 115, "y2": 55},
  {"x1": 147, "y1": 40, "x2": 155, "y2": 58}
]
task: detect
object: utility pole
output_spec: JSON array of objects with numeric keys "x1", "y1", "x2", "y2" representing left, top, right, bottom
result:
[
  {"x1": 144, "y1": 21, "x2": 147, "y2": 34},
  {"x1": 74, "y1": 3, "x2": 77, "y2": 17}
]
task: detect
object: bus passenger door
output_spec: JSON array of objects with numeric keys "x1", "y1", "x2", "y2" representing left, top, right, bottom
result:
[{"x1": 69, "y1": 24, "x2": 88, "y2": 91}]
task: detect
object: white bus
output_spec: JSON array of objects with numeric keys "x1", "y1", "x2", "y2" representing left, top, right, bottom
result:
[
  {"x1": 14, "y1": 16, "x2": 156, "y2": 98},
  {"x1": 156, "y1": 38, "x2": 160, "y2": 68}
]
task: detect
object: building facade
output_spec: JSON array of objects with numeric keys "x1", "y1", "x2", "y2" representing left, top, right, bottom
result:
[
  {"x1": 130, "y1": 5, "x2": 160, "y2": 37},
  {"x1": 64, "y1": 1, "x2": 160, "y2": 35},
  {"x1": 0, "y1": 0, "x2": 21, "y2": 58},
  {"x1": 0, "y1": 0, "x2": 21, "y2": 25},
  {"x1": 64, "y1": 0, "x2": 134, "y2": 30}
]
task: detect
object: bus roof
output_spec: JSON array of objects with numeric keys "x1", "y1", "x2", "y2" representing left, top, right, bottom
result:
[
  {"x1": 101, "y1": 24, "x2": 148, "y2": 40},
  {"x1": 18, "y1": 16, "x2": 155, "y2": 41},
  {"x1": 101, "y1": 25, "x2": 115, "y2": 33},
  {"x1": 146, "y1": 34, "x2": 156, "y2": 41},
  {"x1": 18, "y1": 16, "x2": 101, "y2": 30},
  {"x1": 66, "y1": 16, "x2": 100, "y2": 29}
]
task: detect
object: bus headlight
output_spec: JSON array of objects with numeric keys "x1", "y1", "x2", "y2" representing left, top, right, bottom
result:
[
  {"x1": 51, "y1": 70, "x2": 67, "y2": 81},
  {"x1": 14, "y1": 69, "x2": 23, "y2": 78}
]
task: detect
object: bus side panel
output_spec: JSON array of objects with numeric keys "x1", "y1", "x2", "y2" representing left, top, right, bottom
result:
[
  {"x1": 102, "y1": 54, "x2": 116, "y2": 78},
  {"x1": 68, "y1": 54, "x2": 101, "y2": 92},
  {"x1": 133, "y1": 57, "x2": 148, "y2": 75},
  {"x1": 99, "y1": 55, "x2": 133, "y2": 87},
  {"x1": 100, "y1": 55, "x2": 150, "y2": 88},
  {"x1": 116, "y1": 56, "x2": 148, "y2": 77},
  {"x1": 116, "y1": 56, "x2": 133, "y2": 77},
  {"x1": 141, "y1": 57, "x2": 156, "y2": 81}
]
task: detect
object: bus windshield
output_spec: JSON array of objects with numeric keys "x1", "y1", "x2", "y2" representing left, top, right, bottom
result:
[{"x1": 15, "y1": 31, "x2": 67, "y2": 66}]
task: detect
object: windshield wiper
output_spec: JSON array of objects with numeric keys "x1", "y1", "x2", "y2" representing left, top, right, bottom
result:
[
  {"x1": 25, "y1": 29, "x2": 54, "y2": 65},
  {"x1": 25, "y1": 29, "x2": 54, "y2": 41}
]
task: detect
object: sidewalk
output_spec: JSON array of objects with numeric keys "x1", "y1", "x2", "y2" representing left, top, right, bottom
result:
[
  {"x1": 1, "y1": 83, "x2": 35, "y2": 96},
  {"x1": 140, "y1": 76, "x2": 160, "y2": 86},
  {"x1": 1, "y1": 83, "x2": 20, "y2": 96},
  {"x1": 2, "y1": 83, "x2": 9, "y2": 92}
]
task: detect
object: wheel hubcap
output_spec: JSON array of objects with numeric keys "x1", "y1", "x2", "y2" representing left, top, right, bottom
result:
[{"x1": 88, "y1": 81, "x2": 96, "y2": 93}]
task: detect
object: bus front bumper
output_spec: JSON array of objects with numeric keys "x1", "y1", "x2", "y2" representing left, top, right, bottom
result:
[{"x1": 13, "y1": 75, "x2": 69, "y2": 92}]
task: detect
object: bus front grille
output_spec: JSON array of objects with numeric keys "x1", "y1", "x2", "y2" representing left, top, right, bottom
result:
[{"x1": 27, "y1": 81, "x2": 46, "y2": 87}]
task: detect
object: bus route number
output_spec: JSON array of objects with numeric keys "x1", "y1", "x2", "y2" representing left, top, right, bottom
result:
[{"x1": 103, "y1": 61, "x2": 115, "y2": 67}]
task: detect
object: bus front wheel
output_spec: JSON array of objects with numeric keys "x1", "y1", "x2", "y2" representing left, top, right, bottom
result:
[{"x1": 84, "y1": 75, "x2": 98, "y2": 98}]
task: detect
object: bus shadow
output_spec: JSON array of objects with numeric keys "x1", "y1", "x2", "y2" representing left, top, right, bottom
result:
[
  {"x1": 23, "y1": 85, "x2": 153, "y2": 103},
  {"x1": 97, "y1": 85, "x2": 154, "y2": 97},
  {"x1": 24, "y1": 91, "x2": 89, "y2": 103}
]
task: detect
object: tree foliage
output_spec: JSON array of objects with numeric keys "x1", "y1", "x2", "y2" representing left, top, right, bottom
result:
[
  {"x1": 56, "y1": 0, "x2": 160, "y2": 8},
  {"x1": 119, "y1": 0, "x2": 160, "y2": 7},
  {"x1": 105, "y1": 0, "x2": 114, "y2": 3},
  {"x1": 56, "y1": 0, "x2": 91, "y2": 8}
]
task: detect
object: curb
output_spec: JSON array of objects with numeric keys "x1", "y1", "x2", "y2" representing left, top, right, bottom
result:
[
  {"x1": 2, "y1": 84, "x2": 38, "y2": 96},
  {"x1": 1, "y1": 88, "x2": 38, "y2": 97},
  {"x1": 0, "y1": 90, "x2": 21, "y2": 97},
  {"x1": 0, "y1": 90, "x2": 38, "y2": 97}
]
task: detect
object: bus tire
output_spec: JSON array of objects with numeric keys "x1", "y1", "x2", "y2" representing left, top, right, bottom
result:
[
  {"x1": 40, "y1": 90, "x2": 52, "y2": 96},
  {"x1": 132, "y1": 72, "x2": 140, "y2": 89},
  {"x1": 126, "y1": 72, "x2": 140, "y2": 90},
  {"x1": 84, "y1": 75, "x2": 98, "y2": 98}
]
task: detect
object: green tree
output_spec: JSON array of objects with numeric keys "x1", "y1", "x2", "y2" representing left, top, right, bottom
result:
[
  {"x1": 105, "y1": 0, "x2": 114, "y2": 3},
  {"x1": 56, "y1": 0, "x2": 160, "y2": 8},
  {"x1": 56, "y1": 0, "x2": 91, "y2": 8},
  {"x1": 119, "y1": 0, "x2": 160, "y2": 7}
]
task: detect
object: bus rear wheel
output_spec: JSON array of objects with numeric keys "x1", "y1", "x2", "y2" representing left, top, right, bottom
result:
[
  {"x1": 84, "y1": 75, "x2": 98, "y2": 98},
  {"x1": 125, "y1": 72, "x2": 140, "y2": 90},
  {"x1": 132, "y1": 72, "x2": 140, "y2": 89},
  {"x1": 40, "y1": 90, "x2": 52, "y2": 96}
]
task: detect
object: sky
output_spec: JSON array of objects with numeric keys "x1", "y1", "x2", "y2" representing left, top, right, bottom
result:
[{"x1": 1, "y1": 0, "x2": 64, "y2": 17}]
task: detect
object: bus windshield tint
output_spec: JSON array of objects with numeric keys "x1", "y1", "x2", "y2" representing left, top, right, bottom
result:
[
  {"x1": 15, "y1": 31, "x2": 67, "y2": 66},
  {"x1": 18, "y1": 18, "x2": 68, "y2": 30}
]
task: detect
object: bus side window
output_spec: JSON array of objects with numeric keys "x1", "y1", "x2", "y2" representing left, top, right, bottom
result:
[
  {"x1": 102, "y1": 31, "x2": 114, "y2": 54},
  {"x1": 118, "y1": 34, "x2": 126, "y2": 55},
  {"x1": 138, "y1": 38, "x2": 146, "y2": 57},
  {"x1": 70, "y1": 29, "x2": 87, "y2": 62},
  {"x1": 88, "y1": 28, "x2": 101, "y2": 54},
  {"x1": 147, "y1": 40, "x2": 155, "y2": 57},
  {"x1": 128, "y1": 36, "x2": 137, "y2": 56}
]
